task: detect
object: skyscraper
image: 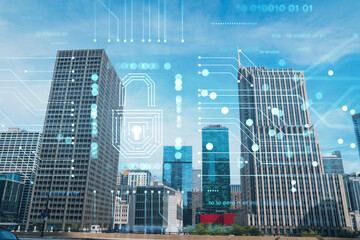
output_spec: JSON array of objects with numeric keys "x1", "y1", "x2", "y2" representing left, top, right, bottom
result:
[
  {"x1": 322, "y1": 151, "x2": 344, "y2": 174},
  {"x1": 192, "y1": 169, "x2": 201, "y2": 191},
  {"x1": 27, "y1": 49, "x2": 122, "y2": 231},
  {"x1": 352, "y1": 113, "x2": 360, "y2": 157},
  {"x1": 202, "y1": 125, "x2": 231, "y2": 210},
  {"x1": 238, "y1": 66, "x2": 351, "y2": 236},
  {"x1": 163, "y1": 146, "x2": 192, "y2": 225},
  {"x1": 0, "y1": 128, "x2": 41, "y2": 227},
  {"x1": 163, "y1": 146, "x2": 192, "y2": 206}
]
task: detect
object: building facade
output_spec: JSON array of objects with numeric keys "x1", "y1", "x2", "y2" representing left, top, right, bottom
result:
[
  {"x1": 238, "y1": 66, "x2": 351, "y2": 236},
  {"x1": 113, "y1": 196, "x2": 129, "y2": 231},
  {"x1": 27, "y1": 49, "x2": 122, "y2": 231},
  {"x1": 129, "y1": 182, "x2": 183, "y2": 234},
  {"x1": 0, "y1": 173, "x2": 24, "y2": 228},
  {"x1": 352, "y1": 113, "x2": 360, "y2": 157},
  {"x1": 230, "y1": 184, "x2": 241, "y2": 209},
  {"x1": 192, "y1": 169, "x2": 201, "y2": 191},
  {"x1": 0, "y1": 128, "x2": 41, "y2": 227},
  {"x1": 116, "y1": 172, "x2": 123, "y2": 186},
  {"x1": 322, "y1": 151, "x2": 344, "y2": 174},
  {"x1": 202, "y1": 125, "x2": 231, "y2": 211},
  {"x1": 191, "y1": 191, "x2": 202, "y2": 225},
  {"x1": 344, "y1": 172, "x2": 360, "y2": 212},
  {"x1": 127, "y1": 170, "x2": 151, "y2": 187},
  {"x1": 163, "y1": 146, "x2": 192, "y2": 225}
]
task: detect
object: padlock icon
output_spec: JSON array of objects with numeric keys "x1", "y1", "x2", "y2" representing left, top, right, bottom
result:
[{"x1": 112, "y1": 73, "x2": 163, "y2": 158}]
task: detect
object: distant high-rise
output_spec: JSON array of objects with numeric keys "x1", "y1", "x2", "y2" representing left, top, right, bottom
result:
[
  {"x1": 322, "y1": 151, "x2": 344, "y2": 174},
  {"x1": 27, "y1": 49, "x2": 122, "y2": 231},
  {"x1": 163, "y1": 146, "x2": 192, "y2": 225},
  {"x1": 238, "y1": 66, "x2": 351, "y2": 236},
  {"x1": 344, "y1": 172, "x2": 360, "y2": 212},
  {"x1": 202, "y1": 125, "x2": 231, "y2": 210},
  {"x1": 0, "y1": 128, "x2": 41, "y2": 226},
  {"x1": 116, "y1": 172, "x2": 123, "y2": 186},
  {"x1": 352, "y1": 113, "x2": 360, "y2": 157},
  {"x1": 127, "y1": 170, "x2": 151, "y2": 187},
  {"x1": 192, "y1": 169, "x2": 201, "y2": 191},
  {"x1": 163, "y1": 146, "x2": 192, "y2": 207}
]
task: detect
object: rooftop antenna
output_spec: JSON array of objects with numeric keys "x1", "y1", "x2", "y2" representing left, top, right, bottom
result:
[{"x1": 237, "y1": 47, "x2": 241, "y2": 69}]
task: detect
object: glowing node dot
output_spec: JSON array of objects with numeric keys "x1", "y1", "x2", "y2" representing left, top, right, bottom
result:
[
  {"x1": 338, "y1": 138, "x2": 344, "y2": 144},
  {"x1": 252, "y1": 144, "x2": 259, "y2": 152},
  {"x1": 350, "y1": 143, "x2": 356, "y2": 148},
  {"x1": 328, "y1": 70, "x2": 334, "y2": 76},
  {"x1": 350, "y1": 109, "x2": 356, "y2": 115},
  {"x1": 202, "y1": 69, "x2": 209, "y2": 77},
  {"x1": 291, "y1": 180, "x2": 296, "y2": 185},
  {"x1": 221, "y1": 107, "x2": 229, "y2": 114},
  {"x1": 268, "y1": 129, "x2": 276, "y2": 137},
  {"x1": 246, "y1": 119, "x2": 253, "y2": 126},
  {"x1": 201, "y1": 90, "x2": 208, "y2": 97},
  {"x1": 175, "y1": 137, "x2": 182, "y2": 144},
  {"x1": 291, "y1": 187, "x2": 297, "y2": 193},
  {"x1": 209, "y1": 92, "x2": 217, "y2": 100},
  {"x1": 312, "y1": 161, "x2": 318, "y2": 167},
  {"x1": 206, "y1": 143, "x2": 213, "y2": 151},
  {"x1": 342, "y1": 106, "x2": 348, "y2": 111}
]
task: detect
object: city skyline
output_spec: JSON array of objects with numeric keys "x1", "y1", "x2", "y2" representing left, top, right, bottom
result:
[
  {"x1": 0, "y1": 0, "x2": 360, "y2": 237},
  {"x1": 0, "y1": 0, "x2": 359, "y2": 181}
]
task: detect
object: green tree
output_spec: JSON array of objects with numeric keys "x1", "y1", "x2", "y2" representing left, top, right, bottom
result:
[
  {"x1": 300, "y1": 229, "x2": 320, "y2": 237},
  {"x1": 339, "y1": 229, "x2": 354, "y2": 238},
  {"x1": 195, "y1": 223, "x2": 207, "y2": 235}
]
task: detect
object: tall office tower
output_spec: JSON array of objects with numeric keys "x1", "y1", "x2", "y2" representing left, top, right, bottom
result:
[
  {"x1": 163, "y1": 146, "x2": 192, "y2": 225},
  {"x1": 192, "y1": 169, "x2": 202, "y2": 191},
  {"x1": 322, "y1": 151, "x2": 344, "y2": 174},
  {"x1": 202, "y1": 125, "x2": 231, "y2": 210},
  {"x1": 352, "y1": 113, "x2": 360, "y2": 157},
  {"x1": 27, "y1": 49, "x2": 122, "y2": 231},
  {"x1": 238, "y1": 66, "x2": 351, "y2": 235},
  {"x1": 0, "y1": 128, "x2": 41, "y2": 227},
  {"x1": 127, "y1": 170, "x2": 151, "y2": 187}
]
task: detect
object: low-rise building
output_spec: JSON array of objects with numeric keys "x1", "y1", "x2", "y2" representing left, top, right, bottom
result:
[{"x1": 128, "y1": 182, "x2": 183, "y2": 234}]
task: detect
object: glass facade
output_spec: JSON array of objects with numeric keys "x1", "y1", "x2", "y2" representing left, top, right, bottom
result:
[
  {"x1": 0, "y1": 128, "x2": 41, "y2": 226},
  {"x1": 0, "y1": 173, "x2": 24, "y2": 224},
  {"x1": 162, "y1": 146, "x2": 192, "y2": 207},
  {"x1": 201, "y1": 125, "x2": 231, "y2": 210},
  {"x1": 322, "y1": 151, "x2": 344, "y2": 174},
  {"x1": 352, "y1": 113, "x2": 360, "y2": 157}
]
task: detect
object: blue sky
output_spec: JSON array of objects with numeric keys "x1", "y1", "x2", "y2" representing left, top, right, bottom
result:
[{"x1": 0, "y1": 0, "x2": 359, "y2": 182}]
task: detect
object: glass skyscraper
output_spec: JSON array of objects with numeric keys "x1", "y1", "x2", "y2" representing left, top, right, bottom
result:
[
  {"x1": 0, "y1": 128, "x2": 41, "y2": 227},
  {"x1": 352, "y1": 113, "x2": 360, "y2": 157},
  {"x1": 163, "y1": 146, "x2": 192, "y2": 225},
  {"x1": 201, "y1": 125, "x2": 231, "y2": 210},
  {"x1": 238, "y1": 66, "x2": 351, "y2": 236},
  {"x1": 27, "y1": 49, "x2": 123, "y2": 231}
]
